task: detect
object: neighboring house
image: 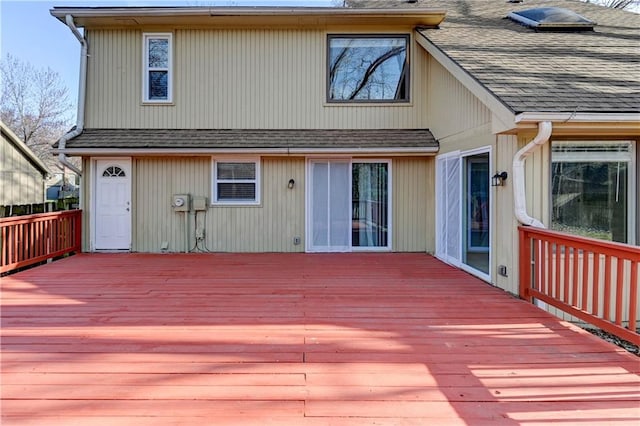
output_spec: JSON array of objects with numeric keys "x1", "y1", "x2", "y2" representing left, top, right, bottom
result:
[
  {"x1": 0, "y1": 121, "x2": 49, "y2": 207},
  {"x1": 51, "y1": 0, "x2": 638, "y2": 295}
]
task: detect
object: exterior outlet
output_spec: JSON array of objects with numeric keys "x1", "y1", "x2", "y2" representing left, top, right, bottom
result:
[
  {"x1": 498, "y1": 265, "x2": 508, "y2": 277},
  {"x1": 293, "y1": 237, "x2": 301, "y2": 245}
]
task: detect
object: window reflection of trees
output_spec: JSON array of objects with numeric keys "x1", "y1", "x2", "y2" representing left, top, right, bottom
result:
[
  {"x1": 329, "y1": 37, "x2": 408, "y2": 101},
  {"x1": 148, "y1": 39, "x2": 168, "y2": 68}
]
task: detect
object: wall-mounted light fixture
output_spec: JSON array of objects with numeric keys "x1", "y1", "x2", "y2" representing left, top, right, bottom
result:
[
  {"x1": 288, "y1": 179, "x2": 295, "y2": 189},
  {"x1": 491, "y1": 171, "x2": 508, "y2": 187}
]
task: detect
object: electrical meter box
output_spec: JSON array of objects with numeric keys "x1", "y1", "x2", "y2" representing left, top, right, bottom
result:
[
  {"x1": 172, "y1": 194, "x2": 190, "y2": 212},
  {"x1": 193, "y1": 196, "x2": 207, "y2": 211}
]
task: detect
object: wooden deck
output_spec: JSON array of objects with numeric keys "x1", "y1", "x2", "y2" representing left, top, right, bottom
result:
[{"x1": 1, "y1": 253, "x2": 639, "y2": 425}]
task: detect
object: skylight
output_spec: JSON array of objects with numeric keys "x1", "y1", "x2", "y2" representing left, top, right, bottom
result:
[{"x1": 508, "y1": 7, "x2": 596, "y2": 31}]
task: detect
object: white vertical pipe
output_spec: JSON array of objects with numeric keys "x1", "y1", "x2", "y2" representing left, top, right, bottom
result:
[{"x1": 512, "y1": 121, "x2": 553, "y2": 228}]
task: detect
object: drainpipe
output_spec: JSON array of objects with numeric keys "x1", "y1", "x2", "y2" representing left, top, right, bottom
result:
[
  {"x1": 512, "y1": 121, "x2": 553, "y2": 228},
  {"x1": 56, "y1": 14, "x2": 86, "y2": 176}
]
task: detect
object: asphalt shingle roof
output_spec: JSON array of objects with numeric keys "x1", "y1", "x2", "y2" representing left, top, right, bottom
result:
[
  {"x1": 61, "y1": 128, "x2": 438, "y2": 151},
  {"x1": 349, "y1": 0, "x2": 640, "y2": 114}
]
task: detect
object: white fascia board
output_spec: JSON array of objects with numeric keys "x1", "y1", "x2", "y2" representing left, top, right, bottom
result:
[
  {"x1": 51, "y1": 7, "x2": 447, "y2": 18},
  {"x1": 515, "y1": 112, "x2": 640, "y2": 123},
  {"x1": 414, "y1": 30, "x2": 517, "y2": 133},
  {"x1": 58, "y1": 147, "x2": 439, "y2": 156}
]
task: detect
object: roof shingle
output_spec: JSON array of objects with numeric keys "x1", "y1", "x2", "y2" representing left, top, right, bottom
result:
[
  {"x1": 350, "y1": 0, "x2": 640, "y2": 114},
  {"x1": 60, "y1": 128, "x2": 438, "y2": 152}
]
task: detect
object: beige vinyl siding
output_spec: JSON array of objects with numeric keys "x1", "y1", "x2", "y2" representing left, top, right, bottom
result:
[
  {"x1": 426, "y1": 56, "x2": 492, "y2": 143},
  {"x1": 494, "y1": 134, "x2": 520, "y2": 295},
  {"x1": 81, "y1": 157, "x2": 91, "y2": 251},
  {"x1": 132, "y1": 156, "x2": 304, "y2": 253},
  {"x1": 85, "y1": 28, "x2": 428, "y2": 129},
  {"x1": 393, "y1": 157, "x2": 433, "y2": 252},
  {"x1": 1, "y1": 133, "x2": 45, "y2": 206}
]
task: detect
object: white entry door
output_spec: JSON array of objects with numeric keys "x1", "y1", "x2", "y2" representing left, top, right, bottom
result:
[{"x1": 94, "y1": 159, "x2": 131, "y2": 250}]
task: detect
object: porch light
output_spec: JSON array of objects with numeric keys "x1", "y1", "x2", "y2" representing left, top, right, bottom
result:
[
  {"x1": 492, "y1": 171, "x2": 508, "y2": 187},
  {"x1": 288, "y1": 179, "x2": 295, "y2": 189}
]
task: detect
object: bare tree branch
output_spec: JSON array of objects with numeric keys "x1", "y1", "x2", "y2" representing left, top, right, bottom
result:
[
  {"x1": 1, "y1": 54, "x2": 74, "y2": 170},
  {"x1": 348, "y1": 45, "x2": 404, "y2": 100}
]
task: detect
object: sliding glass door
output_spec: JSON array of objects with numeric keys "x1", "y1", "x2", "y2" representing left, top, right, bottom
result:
[
  {"x1": 308, "y1": 160, "x2": 390, "y2": 252},
  {"x1": 463, "y1": 154, "x2": 490, "y2": 274},
  {"x1": 436, "y1": 149, "x2": 491, "y2": 279},
  {"x1": 352, "y1": 162, "x2": 389, "y2": 248},
  {"x1": 309, "y1": 160, "x2": 351, "y2": 251}
]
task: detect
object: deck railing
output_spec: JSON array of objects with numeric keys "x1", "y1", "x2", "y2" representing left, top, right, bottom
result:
[
  {"x1": 0, "y1": 210, "x2": 82, "y2": 274},
  {"x1": 519, "y1": 226, "x2": 639, "y2": 345}
]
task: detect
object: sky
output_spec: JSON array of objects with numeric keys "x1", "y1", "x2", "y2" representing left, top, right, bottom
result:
[{"x1": 0, "y1": 0, "x2": 337, "y2": 118}]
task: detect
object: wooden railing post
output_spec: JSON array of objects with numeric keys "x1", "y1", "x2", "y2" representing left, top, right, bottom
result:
[{"x1": 519, "y1": 227, "x2": 532, "y2": 303}]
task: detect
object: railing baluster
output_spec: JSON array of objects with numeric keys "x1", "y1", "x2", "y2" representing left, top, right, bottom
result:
[
  {"x1": 615, "y1": 258, "x2": 625, "y2": 326},
  {"x1": 563, "y1": 245, "x2": 571, "y2": 303},
  {"x1": 553, "y1": 243, "x2": 561, "y2": 299},
  {"x1": 629, "y1": 261, "x2": 638, "y2": 334},
  {"x1": 572, "y1": 248, "x2": 579, "y2": 306},
  {"x1": 603, "y1": 255, "x2": 612, "y2": 322},
  {"x1": 541, "y1": 240, "x2": 548, "y2": 297},
  {"x1": 593, "y1": 253, "x2": 601, "y2": 317},
  {"x1": 581, "y1": 250, "x2": 590, "y2": 311}
]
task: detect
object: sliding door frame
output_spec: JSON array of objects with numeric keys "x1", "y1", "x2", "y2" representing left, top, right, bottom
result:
[{"x1": 305, "y1": 158, "x2": 392, "y2": 253}]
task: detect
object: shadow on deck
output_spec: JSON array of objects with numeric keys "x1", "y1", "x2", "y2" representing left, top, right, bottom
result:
[{"x1": 1, "y1": 253, "x2": 639, "y2": 425}]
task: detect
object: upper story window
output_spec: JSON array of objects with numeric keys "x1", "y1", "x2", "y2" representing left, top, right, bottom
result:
[
  {"x1": 143, "y1": 33, "x2": 172, "y2": 103},
  {"x1": 327, "y1": 35, "x2": 409, "y2": 103},
  {"x1": 212, "y1": 159, "x2": 261, "y2": 205}
]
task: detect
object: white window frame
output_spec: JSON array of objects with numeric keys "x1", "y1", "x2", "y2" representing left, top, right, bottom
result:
[
  {"x1": 211, "y1": 158, "x2": 261, "y2": 206},
  {"x1": 435, "y1": 147, "x2": 493, "y2": 283},
  {"x1": 142, "y1": 33, "x2": 173, "y2": 103},
  {"x1": 550, "y1": 140, "x2": 636, "y2": 245}
]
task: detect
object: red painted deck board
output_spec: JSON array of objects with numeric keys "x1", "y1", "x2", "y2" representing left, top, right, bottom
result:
[{"x1": 1, "y1": 253, "x2": 639, "y2": 424}]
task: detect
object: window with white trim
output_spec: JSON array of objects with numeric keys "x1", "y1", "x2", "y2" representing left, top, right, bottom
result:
[
  {"x1": 551, "y1": 140, "x2": 636, "y2": 244},
  {"x1": 143, "y1": 33, "x2": 172, "y2": 102},
  {"x1": 212, "y1": 159, "x2": 260, "y2": 205}
]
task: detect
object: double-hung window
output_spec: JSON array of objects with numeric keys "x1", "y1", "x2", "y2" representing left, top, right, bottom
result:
[
  {"x1": 143, "y1": 33, "x2": 172, "y2": 102},
  {"x1": 327, "y1": 34, "x2": 409, "y2": 102},
  {"x1": 551, "y1": 141, "x2": 636, "y2": 243},
  {"x1": 212, "y1": 160, "x2": 261, "y2": 205}
]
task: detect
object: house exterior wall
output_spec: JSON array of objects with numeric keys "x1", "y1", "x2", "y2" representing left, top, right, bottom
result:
[
  {"x1": 83, "y1": 156, "x2": 431, "y2": 253},
  {"x1": 1, "y1": 131, "x2": 46, "y2": 206},
  {"x1": 426, "y1": 57, "x2": 492, "y2": 146},
  {"x1": 130, "y1": 156, "x2": 303, "y2": 252},
  {"x1": 393, "y1": 157, "x2": 433, "y2": 252},
  {"x1": 85, "y1": 26, "x2": 429, "y2": 130}
]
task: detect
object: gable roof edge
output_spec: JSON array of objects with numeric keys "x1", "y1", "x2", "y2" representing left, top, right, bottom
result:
[
  {"x1": 415, "y1": 30, "x2": 517, "y2": 134},
  {"x1": 1, "y1": 121, "x2": 50, "y2": 177}
]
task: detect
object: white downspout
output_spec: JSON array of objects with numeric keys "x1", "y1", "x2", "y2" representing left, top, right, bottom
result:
[
  {"x1": 57, "y1": 14, "x2": 86, "y2": 176},
  {"x1": 512, "y1": 121, "x2": 553, "y2": 228}
]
